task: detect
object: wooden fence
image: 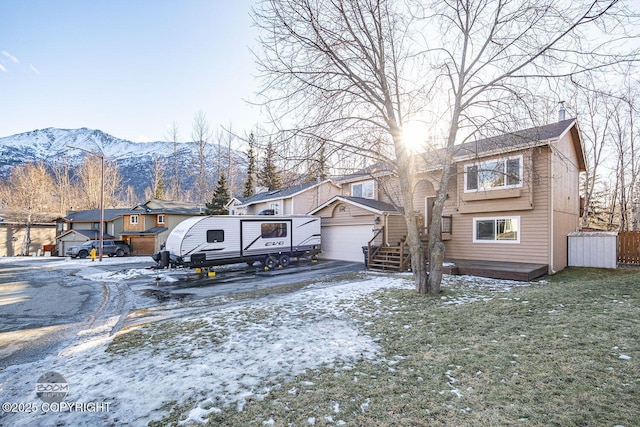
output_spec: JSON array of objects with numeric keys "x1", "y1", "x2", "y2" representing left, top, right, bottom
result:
[{"x1": 618, "y1": 231, "x2": 640, "y2": 265}]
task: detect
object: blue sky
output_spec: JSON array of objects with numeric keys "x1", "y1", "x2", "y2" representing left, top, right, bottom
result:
[{"x1": 0, "y1": 0, "x2": 261, "y2": 142}]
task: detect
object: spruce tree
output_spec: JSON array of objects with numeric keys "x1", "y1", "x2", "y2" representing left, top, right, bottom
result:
[
  {"x1": 205, "y1": 174, "x2": 230, "y2": 215},
  {"x1": 258, "y1": 139, "x2": 282, "y2": 190},
  {"x1": 243, "y1": 133, "x2": 257, "y2": 197}
]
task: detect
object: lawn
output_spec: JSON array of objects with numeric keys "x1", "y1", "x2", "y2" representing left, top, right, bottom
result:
[{"x1": 176, "y1": 267, "x2": 639, "y2": 427}]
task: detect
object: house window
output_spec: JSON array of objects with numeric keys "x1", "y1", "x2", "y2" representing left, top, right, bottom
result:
[
  {"x1": 207, "y1": 229, "x2": 225, "y2": 243},
  {"x1": 268, "y1": 203, "x2": 280, "y2": 215},
  {"x1": 261, "y1": 223, "x2": 287, "y2": 238},
  {"x1": 157, "y1": 214, "x2": 165, "y2": 225},
  {"x1": 351, "y1": 180, "x2": 375, "y2": 199},
  {"x1": 130, "y1": 215, "x2": 139, "y2": 225},
  {"x1": 473, "y1": 217, "x2": 520, "y2": 243},
  {"x1": 465, "y1": 155, "x2": 523, "y2": 192}
]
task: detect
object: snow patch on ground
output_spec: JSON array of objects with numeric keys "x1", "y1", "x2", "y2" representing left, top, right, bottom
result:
[
  {"x1": 0, "y1": 257, "x2": 543, "y2": 426},
  {"x1": 0, "y1": 274, "x2": 413, "y2": 426}
]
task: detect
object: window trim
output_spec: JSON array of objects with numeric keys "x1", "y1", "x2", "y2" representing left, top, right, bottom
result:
[
  {"x1": 268, "y1": 202, "x2": 281, "y2": 215},
  {"x1": 157, "y1": 214, "x2": 165, "y2": 225},
  {"x1": 351, "y1": 180, "x2": 375, "y2": 199},
  {"x1": 130, "y1": 215, "x2": 139, "y2": 225},
  {"x1": 464, "y1": 155, "x2": 523, "y2": 193},
  {"x1": 472, "y1": 216, "x2": 521, "y2": 244}
]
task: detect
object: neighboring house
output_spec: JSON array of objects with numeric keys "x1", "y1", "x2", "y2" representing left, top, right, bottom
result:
[
  {"x1": 120, "y1": 199, "x2": 205, "y2": 255},
  {"x1": 312, "y1": 117, "x2": 585, "y2": 277},
  {"x1": 232, "y1": 179, "x2": 342, "y2": 216},
  {"x1": 55, "y1": 209, "x2": 131, "y2": 256},
  {"x1": 0, "y1": 220, "x2": 56, "y2": 257},
  {"x1": 309, "y1": 166, "x2": 407, "y2": 263},
  {"x1": 55, "y1": 199, "x2": 205, "y2": 256},
  {"x1": 310, "y1": 196, "x2": 405, "y2": 262}
]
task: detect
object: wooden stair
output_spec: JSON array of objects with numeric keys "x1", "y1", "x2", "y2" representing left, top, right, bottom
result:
[{"x1": 367, "y1": 245, "x2": 412, "y2": 271}]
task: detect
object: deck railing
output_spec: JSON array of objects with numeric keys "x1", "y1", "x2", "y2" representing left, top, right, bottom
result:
[{"x1": 367, "y1": 226, "x2": 385, "y2": 266}]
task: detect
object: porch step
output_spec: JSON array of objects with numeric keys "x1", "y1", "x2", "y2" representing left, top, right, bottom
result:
[{"x1": 367, "y1": 246, "x2": 411, "y2": 272}]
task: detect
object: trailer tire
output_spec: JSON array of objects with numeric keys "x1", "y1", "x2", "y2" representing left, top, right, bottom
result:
[
  {"x1": 278, "y1": 254, "x2": 291, "y2": 268},
  {"x1": 264, "y1": 255, "x2": 278, "y2": 269}
]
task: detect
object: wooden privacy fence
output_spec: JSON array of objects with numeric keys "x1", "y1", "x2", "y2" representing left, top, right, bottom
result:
[{"x1": 619, "y1": 231, "x2": 640, "y2": 265}]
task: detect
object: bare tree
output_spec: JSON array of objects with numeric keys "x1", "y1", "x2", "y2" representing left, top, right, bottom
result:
[
  {"x1": 253, "y1": 0, "x2": 638, "y2": 294},
  {"x1": 165, "y1": 121, "x2": 183, "y2": 200},
  {"x1": 3, "y1": 162, "x2": 54, "y2": 255},
  {"x1": 192, "y1": 110, "x2": 213, "y2": 203},
  {"x1": 51, "y1": 154, "x2": 78, "y2": 215},
  {"x1": 76, "y1": 156, "x2": 122, "y2": 209}
]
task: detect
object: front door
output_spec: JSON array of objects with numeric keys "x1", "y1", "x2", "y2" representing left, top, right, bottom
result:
[{"x1": 425, "y1": 197, "x2": 436, "y2": 232}]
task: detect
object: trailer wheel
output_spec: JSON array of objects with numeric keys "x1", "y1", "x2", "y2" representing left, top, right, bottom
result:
[
  {"x1": 278, "y1": 254, "x2": 291, "y2": 267},
  {"x1": 264, "y1": 255, "x2": 278, "y2": 269}
]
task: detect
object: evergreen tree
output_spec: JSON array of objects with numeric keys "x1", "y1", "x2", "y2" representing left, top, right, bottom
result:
[
  {"x1": 154, "y1": 177, "x2": 165, "y2": 200},
  {"x1": 258, "y1": 139, "x2": 283, "y2": 190},
  {"x1": 243, "y1": 132, "x2": 257, "y2": 197},
  {"x1": 205, "y1": 174, "x2": 230, "y2": 215},
  {"x1": 306, "y1": 138, "x2": 329, "y2": 183}
]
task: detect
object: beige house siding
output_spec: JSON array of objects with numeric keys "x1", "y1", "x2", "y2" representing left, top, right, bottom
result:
[
  {"x1": 318, "y1": 202, "x2": 374, "y2": 226},
  {"x1": 295, "y1": 183, "x2": 341, "y2": 214},
  {"x1": 435, "y1": 147, "x2": 553, "y2": 268},
  {"x1": 0, "y1": 223, "x2": 56, "y2": 256},
  {"x1": 549, "y1": 131, "x2": 582, "y2": 271},
  {"x1": 385, "y1": 214, "x2": 408, "y2": 245}
]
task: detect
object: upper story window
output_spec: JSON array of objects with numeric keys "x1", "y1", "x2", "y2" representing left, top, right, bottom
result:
[
  {"x1": 130, "y1": 215, "x2": 139, "y2": 225},
  {"x1": 157, "y1": 214, "x2": 165, "y2": 225},
  {"x1": 351, "y1": 180, "x2": 375, "y2": 199},
  {"x1": 465, "y1": 155, "x2": 523, "y2": 192}
]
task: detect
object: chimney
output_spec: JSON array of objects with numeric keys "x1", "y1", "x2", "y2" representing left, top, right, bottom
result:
[{"x1": 558, "y1": 101, "x2": 566, "y2": 122}]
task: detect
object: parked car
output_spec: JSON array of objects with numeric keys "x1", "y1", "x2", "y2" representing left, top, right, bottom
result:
[{"x1": 66, "y1": 240, "x2": 131, "y2": 258}]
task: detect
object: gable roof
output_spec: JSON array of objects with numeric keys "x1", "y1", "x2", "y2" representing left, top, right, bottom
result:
[
  {"x1": 61, "y1": 209, "x2": 132, "y2": 222},
  {"x1": 57, "y1": 229, "x2": 115, "y2": 240},
  {"x1": 132, "y1": 199, "x2": 204, "y2": 215},
  {"x1": 237, "y1": 179, "x2": 340, "y2": 207},
  {"x1": 420, "y1": 118, "x2": 585, "y2": 171},
  {"x1": 308, "y1": 195, "x2": 400, "y2": 215}
]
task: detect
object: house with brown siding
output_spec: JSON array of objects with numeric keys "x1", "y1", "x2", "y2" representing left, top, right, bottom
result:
[
  {"x1": 120, "y1": 199, "x2": 204, "y2": 255},
  {"x1": 432, "y1": 117, "x2": 584, "y2": 275},
  {"x1": 312, "y1": 118, "x2": 585, "y2": 278}
]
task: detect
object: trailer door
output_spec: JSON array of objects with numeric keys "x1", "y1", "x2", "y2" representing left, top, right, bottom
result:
[{"x1": 241, "y1": 219, "x2": 292, "y2": 257}]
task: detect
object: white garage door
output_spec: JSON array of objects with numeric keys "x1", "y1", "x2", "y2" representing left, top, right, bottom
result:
[{"x1": 321, "y1": 224, "x2": 374, "y2": 263}]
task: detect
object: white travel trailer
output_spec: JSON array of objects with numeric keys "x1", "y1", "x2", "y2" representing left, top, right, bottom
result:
[{"x1": 160, "y1": 215, "x2": 321, "y2": 269}]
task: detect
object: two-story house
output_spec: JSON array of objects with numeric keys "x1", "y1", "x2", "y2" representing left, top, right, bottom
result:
[
  {"x1": 55, "y1": 199, "x2": 205, "y2": 256},
  {"x1": 55, "y1": 209, "x2": 131, "y2": 256},
  {"x1": 231, "y1": 179, "x2": 342, "y2": 216},
  {"x1": 120, "y1": 199, "x2": 205, "y2": 255},
  {"x1": 311, "y1": 117, "x2": 585, "y2": 278}
]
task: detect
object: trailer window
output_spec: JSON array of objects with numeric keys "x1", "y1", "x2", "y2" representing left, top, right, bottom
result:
[
  {"x1": 207, "y1": 229, "x2": 225, "y2": 243},
  {"x1": 261, "y1": 223, "x2": 287, "y2": 238}
]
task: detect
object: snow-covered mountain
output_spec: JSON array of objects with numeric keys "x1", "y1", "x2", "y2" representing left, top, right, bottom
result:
[{"x1": 0, "y1": 127, "x2": 244, "y2": 196}]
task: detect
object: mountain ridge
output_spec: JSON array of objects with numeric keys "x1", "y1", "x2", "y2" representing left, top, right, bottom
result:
[{"x1": 0, "y1": 127, "x2": 245, "y2": 197}]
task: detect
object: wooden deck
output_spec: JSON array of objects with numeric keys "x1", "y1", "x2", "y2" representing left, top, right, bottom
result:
[{"x1": 444, "y1": 259, "x2": 549, "y2": 281}]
